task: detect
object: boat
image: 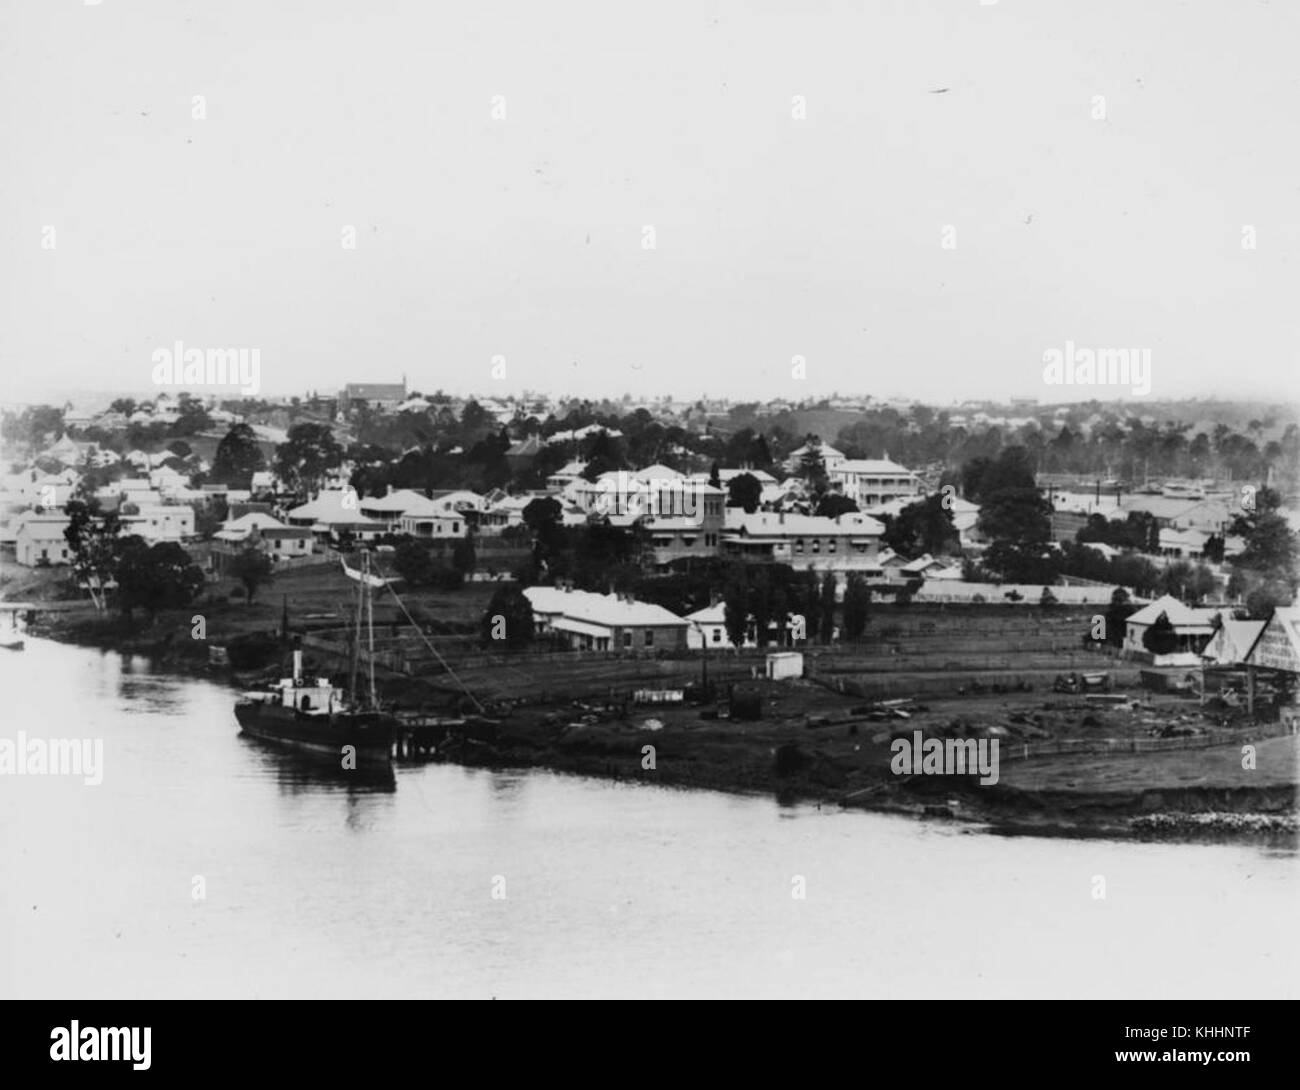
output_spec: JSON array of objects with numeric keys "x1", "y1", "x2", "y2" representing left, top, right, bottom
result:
[
  {"x1": 1161, "y1": 482, "x2": 1205, "y2": 500},
  {"x1": 235, "y1": 550, "x2": 395, "y2": 769}
]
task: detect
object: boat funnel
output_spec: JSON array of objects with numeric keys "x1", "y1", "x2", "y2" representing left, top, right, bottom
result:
[{"x1": 292, "y1": 650, "x2": 303, "y2": 682}]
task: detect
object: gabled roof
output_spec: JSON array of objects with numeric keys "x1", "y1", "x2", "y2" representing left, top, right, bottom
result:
[
  {"x1": 1201, "y1": 619, "x2": 1267, "y2": 665},
  {"x1": 1125, "y1": 594, "x2": 1217, "y2": 629},
  {"x1": 286, "y1": 491, "x2": 383, "y2": 526},
  {"x1": 523, "y1": 586, "x2": 687, "y2": 628},
  {"x1": 1244, "y1": 607, "x2": 1300, "y2": 673},
  {"x1": 15, "y1": 515, "x2": 70, "y2": 541},
  {"x1": 357, "y1": 489, "x2": 430, "y2": 514},
  {"x1": 685, "y1": 603, "x2": 727, "y2": 624},
  {"x1": 222, "y1": 512, "x2": 288, "y2": 532}
]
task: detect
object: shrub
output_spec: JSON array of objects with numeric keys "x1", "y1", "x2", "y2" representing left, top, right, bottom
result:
[{"x1": 225, "y1": 632, "x2": 280, "y2": 670}]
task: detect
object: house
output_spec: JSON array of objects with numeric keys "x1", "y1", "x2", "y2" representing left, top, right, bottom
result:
[
  {"x1": 338, "y1": 381, "x2": 407, "y2": 412},
  {"x1": 285, "y1": 491, "x2": 387, "y2": 542},
  {"x1": 397, "y1": 503, "x2": 468, "y2": 539},
  {"x1": 721, "y1": 510, "x2": 885, "y2": 576},
  {"x1": 684, "y1": 602, "x2": 804, "y2": 650},
  {"x1": 213, "y1": 513, "x2": 315, "y2": 559},
  {"x1": 1123, "y1": 594, "x2": 1219, "y2": 664},
  {"x1": 121, "y1": 504, "x2": 196, "y2": 543},
  {"x1": 357, "y1": 488, "x2": 434, "y2": 526},
  {"x1": 572, "y1": 465, "x2": 695, "y2": 516},
  {"x1": 784, "y1": 440, "x2": 845, "y2": 474},
  {"x1": 686, "y1": 602, "x2": 733, "y2": 649},
  {"x1": 546, "y1": 459, "x2": 588, "y2": 492},
  {"x1": 828, "y1": 458, "x2": 924, "y2": 510},
  {"x1": 505, "y1": 434, "x2": 543, "y2": 471},
  {"x1": 899, "y1": 553, "x2": 951, "y2": 578},
  {"x1": 523, "y1": 586, "x2": 689, "y2": 651},
  {"x1": 1158, "y1": 527, "x2": 1211, "y2": 560},
  {"x1": 642, "y1": 503, "x2": 726, "y2": 570},
  {"x1": 15, "y1": 515, "x2": 73, "y2": 566}
]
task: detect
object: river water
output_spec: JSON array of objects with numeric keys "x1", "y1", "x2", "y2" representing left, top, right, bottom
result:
[{"x1": 1, "y1": 636, "x2": 1295, "y2": 999}]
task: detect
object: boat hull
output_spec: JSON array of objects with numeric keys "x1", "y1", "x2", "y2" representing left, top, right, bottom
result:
[{"x1": 235, "y1": 703, "x2": 395, "y2": 768}]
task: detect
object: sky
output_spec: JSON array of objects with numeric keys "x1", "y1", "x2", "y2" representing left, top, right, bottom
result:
[{"x1": 1, "y1": 0, "x2": 1298, "y2": 407}]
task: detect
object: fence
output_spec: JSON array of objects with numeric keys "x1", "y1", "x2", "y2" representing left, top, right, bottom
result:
[{"x1": 1000, "y1": 727, "x2": 1278, "y2": 763}]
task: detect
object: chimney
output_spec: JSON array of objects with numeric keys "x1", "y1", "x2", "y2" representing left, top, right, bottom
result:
[
  {"x1": 779, "y1": 512, "x2": 785, "y2": 525},
  {"x1": 387, "y1": 484, "x2": 394, "y2": 496},
  {"x1": 292, "y1": 650, "x2": 303, "y2": 682}
]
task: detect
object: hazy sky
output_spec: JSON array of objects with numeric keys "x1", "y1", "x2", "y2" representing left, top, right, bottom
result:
[{"x1": 2, "y1": 0, "x2": 1297, "y2": 406}]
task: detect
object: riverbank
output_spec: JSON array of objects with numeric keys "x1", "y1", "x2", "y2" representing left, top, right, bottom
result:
[{"x1": 20, "y1": 597, "x2": 1300, "y2": 844}]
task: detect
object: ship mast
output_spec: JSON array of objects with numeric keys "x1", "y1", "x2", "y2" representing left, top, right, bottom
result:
[
  {"x1": 349, "y1": 550, "x2": 363, "y2": 705},
  {"x1": 365, "y1": 549, "x2": 378, "y2": 709}
]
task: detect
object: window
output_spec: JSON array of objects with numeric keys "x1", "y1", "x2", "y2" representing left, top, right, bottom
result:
[
  {"x1": 795, "y1": 538, "x2": 804, "y2": 554},
  {"x1": 682, "y1": 536, "x2": 696, "y2": 548},
  {"x1": 711, "y1": 628, "x2": 722, "y2": 643},
  {"x1": 644, "y1": 630, "x2": 654, "y2": 647},
  {"x1": 828, "y1": 539, "x2": 837, "y2": 553},
  {"x1": 452, "y1": 522, "x2": 460, "y2": 534},
  {"x1": 811, "y1": 539, "x2": 820, "y2": 554},
  {"x1": 623, "y1": 631, "x2": 632, "y2": 648}
]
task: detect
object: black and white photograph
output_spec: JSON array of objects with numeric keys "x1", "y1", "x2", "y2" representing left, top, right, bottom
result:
[{"x1": 1, "y1": 0, "x2": 1296, "y2": 1051}]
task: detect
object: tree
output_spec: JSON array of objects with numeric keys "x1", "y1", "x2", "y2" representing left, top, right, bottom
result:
[
  {"x1": 393, "y1": 539, "x2": 436, "y2": 586},
  {"x1": 708, "y1": 462, "x2": 721, "y2": 489},
  {"x1": 481, "y1": 584, "x2": 534, "y2": 648},
  {"x1": 1098, "y1": 587, "x2": 1134, "y2": 647},
  {"x1": 881, "y1": 493, "x2": 959, "y2": 558},
  {"x1": 842, "y1": 574, "x2": 871, "y2": 640},
  {"x1": 722, "y1": 567, "x2": 749, "y2": 648},
  {"x1": 1227, "y1": 485, "x2": 1299, "y2": 617},
  {"x1": 797, "y1": 436, "x2": 830, "y2": 500},
  {"x1": 1039, "y1": 586, "x2": 1058, "y2": 608},
  {"x1": 815, "y1": 493, "x2": 859, "y2": 519},
  {"x1": 228, "y1": 547, "x2": 274, "y2": 605},
  {"x1": 1142, "y1": 611, "x2": 1180, "y2": 656},
  {"x1": 522, "y1": 496, "x2": 563, "y2": 532},
  {"x1": 210, "y1": 424, "x2": 265, "y2": 488},
  {"x1": 113, "y1": 539, "x2": 205, "y2": 621},
  {"x1": 63, "y1": 499, "x2": 122, "y2": 612},
  {"x1": 274, "y1": 423, "x2": 344, "y2": 498},
  {"x1": 452, "y1": 536, "x2": 476, "y2": 578},
  {"x1": 726, "y1": 473, "x2": 762, "y2": 513}
]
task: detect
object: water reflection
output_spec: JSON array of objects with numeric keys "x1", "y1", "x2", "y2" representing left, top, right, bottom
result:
[{"x1": 237, "y1": 736, "x2": 397, "y2": 795}]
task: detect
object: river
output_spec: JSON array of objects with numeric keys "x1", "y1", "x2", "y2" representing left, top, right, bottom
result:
[{"x1": 1, "y1": 636, "x2": 1295, "y2": 998}]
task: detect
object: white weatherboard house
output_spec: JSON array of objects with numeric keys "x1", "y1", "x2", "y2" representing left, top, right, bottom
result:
[
  {"x1": 214, "y1": 512, "x2": 314, "y2": 558},
  {"x1": 523, "y1": 586, "x2": 689, "y2": 651},
  {"x1": 286, "y1": 490, "x2": 387, "y2": 541},
  {"x1": 15, "y1": 515, "x2": 73, "y2": 566},
  {"x1": 828, "y1": 458, "x2": 924, "y2": 510},
  {"x1": 721, "y1": 510, "x2": 884, "y2": 576},
  {"x1": 1123, "y1": 594, "x2": 1219, "y2": 665}
]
